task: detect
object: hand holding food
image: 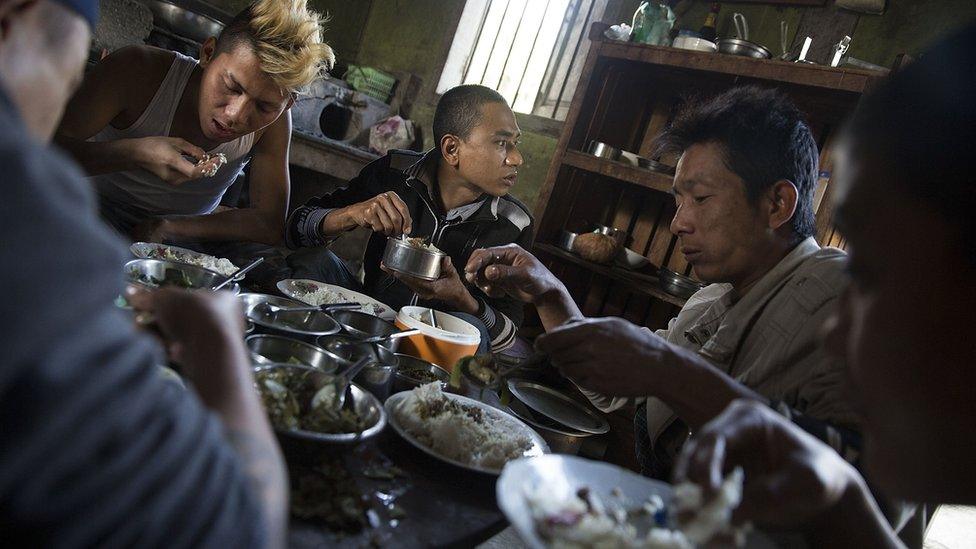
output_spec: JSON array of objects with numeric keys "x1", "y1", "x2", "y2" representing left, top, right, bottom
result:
[
  {"x1": 535, "y1": 317, "x2": 675, "y2": 396},
  {"x1": 343, "y1": 191, "x2": 412, "y2": 236},
  {"x1": 126, "y1": 136, "x2": 212, "y2": 184},
  {"x1": 464, "y1": 244, "x2": 565, "y2": 305},
  {"x1": 384, "y1": 256, "x2": 479, "y2": 313},
  {"x1": 674, "y1": 399, "x2": 860, "y2": 528}
]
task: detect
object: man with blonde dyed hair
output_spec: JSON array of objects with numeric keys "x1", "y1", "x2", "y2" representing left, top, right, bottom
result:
[{"x1": 57, "y1": 0, "x2": 333, "y2": 249}]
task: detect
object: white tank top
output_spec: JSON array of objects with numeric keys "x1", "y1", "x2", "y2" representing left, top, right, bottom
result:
[{"x1": 90, "y1": 52, "x2": 256, "y2": 216}]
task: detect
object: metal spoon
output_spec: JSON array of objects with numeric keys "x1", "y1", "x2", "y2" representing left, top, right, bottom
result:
[
  {"x1": 261, "y1": 301, "x2": 361, "y2": 314},
  {"x1": 330, "y1": 352, "x2": 376, "y2": 410},
  {"x1": 212, "y1": 257, "x2": 264, "y2": 291},
  {"x1": 356, "y1": 328, "x2": 421, "y2": 346}
]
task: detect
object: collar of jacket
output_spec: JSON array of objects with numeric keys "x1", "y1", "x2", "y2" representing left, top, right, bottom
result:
[{"x1": 403, "y1": 148, "x2": 501, "y2": 225}]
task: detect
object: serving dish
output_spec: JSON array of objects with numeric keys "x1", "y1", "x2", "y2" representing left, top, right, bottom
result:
[
  {"x1": 254, "y1": 363, "x2": 386, "y2": 446},
  {"x1": 385, "y1": 389, "x2": 548, "y2": 475},
  {"x1": 239, "y1": 293, "x2": 341, "y2": 341},
  {"x1": 276, "y1": 278, "x2": 394, "y2": 321},
  {"x1": 246, "y1": 334, "x2": 344, "y2": 373},
  {"x1": 124, "y1": 258, "x2": 239, "y2": 294}
]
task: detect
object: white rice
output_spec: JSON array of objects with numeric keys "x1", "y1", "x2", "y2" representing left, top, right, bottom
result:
[
  {"x1": 295, "y1": 286, "x2": 381, "y2": 316},
  {"x1": 393, "y1": 383, "x2": 531, "y2": 470}
]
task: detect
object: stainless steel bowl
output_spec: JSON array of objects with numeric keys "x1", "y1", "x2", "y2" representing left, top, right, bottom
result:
[
  {"x1": 506, "y1": 398, "x2": 592, "y2": 455},
  {"x1": 317, "y1": 335, "x2": 399, "y2": 402},
  {"x1": 239, "y1": 293, "x2": 341, "y2": 342},
  {"x1": 253, "y1": 364, "x2": 386, "y2": 445},
  {"x1": 393, "y1": 354, "x2": 450, "y2": 393},
  {"x1": 637, "y1": 157, "x2": 676, "y2": 176},
  {"x1": 717, "y1": 38, "x2": 772, "y2": 59},
  {"x1": 658, "y1": 267, "x2": 707, "y2": 298},
  {"x1": 143, "y1": 0, "x2": 226, "y2": 43},
  {"x1": 246, "y1": 334, "x2": 344, "y2": 373},
  {"x1": 586, "y1": 140, "x2": 621, "y2": 160},
  {"x1": 382, "y1": 237, "x2": 446, "y2": 281},
  {"x1": 330, "y1": 310, "x2": 402, "y2": 351},
  {"x1": 124, "y1": 258, "x2": 239, "y2": 294},
  {"x1": 556, "y1": 230, "x2": 578, "y2": 252}
]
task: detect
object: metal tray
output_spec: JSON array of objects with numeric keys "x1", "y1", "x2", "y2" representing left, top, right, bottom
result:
[{"x1": 506, "y1": 380, "x2": 610, "y2": 435}]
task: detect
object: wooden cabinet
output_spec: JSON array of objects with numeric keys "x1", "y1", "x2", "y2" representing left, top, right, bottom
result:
[{"x1": 531, "y1": 23, "x2": 886, "y2": 329}]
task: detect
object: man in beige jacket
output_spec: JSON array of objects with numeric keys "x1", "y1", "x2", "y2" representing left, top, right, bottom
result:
[{"x1": 466, "y1": 86, "x2": 859, "y2": 480}]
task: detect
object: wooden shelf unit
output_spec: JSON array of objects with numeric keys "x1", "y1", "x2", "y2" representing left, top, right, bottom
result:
[
  {"x1": 531, "y1": 22, "x2": 886, "y2": 330},
  {"x1": 535, "y1": 244, "x2": 688, "y2": 308},
  {"x1": 562, "y1": 150, "x2": 674, "y2": 194}
]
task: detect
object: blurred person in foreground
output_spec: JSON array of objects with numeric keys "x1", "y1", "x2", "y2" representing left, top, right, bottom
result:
[
  {"x1": 674, "y1": 25, "x2": 976, "y2": 548},
  {"x1": 0, "y1": 0, "x2": 285, "y2": 545}
]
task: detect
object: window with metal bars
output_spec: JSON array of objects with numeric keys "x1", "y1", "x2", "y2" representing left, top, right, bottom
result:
[{"x1": 436, "y1": 0, "x2": 609, "y2": 121}]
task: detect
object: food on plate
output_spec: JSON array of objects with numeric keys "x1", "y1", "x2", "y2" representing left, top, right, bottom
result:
[
  {"x1": 291, "y1": 280, "x2": 384, "y2": 316},
  {"x1": 527, "y1": 468, "x2": 746, "y2": 548},
  {"x1": 256, "y1": 368, "x2": 366, "y2": 435},
  {"x1": 572, "y1": 232, "x2": 620, "y2": 264},
  {"x1": 391, "y1": 382, "x2": 532, "y2": 470},
  {"x1": 196, "y1": 152, "x2": 228, "y2": 177},
  {"x1": 397, "y1": 365, "x2": 442, "y2": 384},
  {"x1": 144, "y1": 244, "x2": 237, "y2": 276}
]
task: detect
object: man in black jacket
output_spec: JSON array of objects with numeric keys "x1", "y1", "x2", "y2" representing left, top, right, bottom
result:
[{"x1": 286, "y1": 85, "x2": 532, "y2": 352}]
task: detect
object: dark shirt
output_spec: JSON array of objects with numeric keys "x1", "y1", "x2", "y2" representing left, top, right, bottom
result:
[
  {"x1": 0, "y1": 83, "x2": 265, "y2": 547},
  {"x1": 287, "y1": 149, "x2": 534, "y2": 351}
]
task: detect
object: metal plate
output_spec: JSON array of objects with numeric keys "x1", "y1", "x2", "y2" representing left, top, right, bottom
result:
[
  {"x1": 506, "y1": 380, "x2": 610, "y2": 435},
  {"x1": 497, "y1": 455, "x2": 777, "y2": 549},
  {"x1": 385, "y1": 390, "x2": 549, "y2": 476},
  {"x1": 277, "y1": 278, "x2": 396, "y2": 321},
  {"x1": 130, "y1": 242, "x2": 238, "y2": 277}
]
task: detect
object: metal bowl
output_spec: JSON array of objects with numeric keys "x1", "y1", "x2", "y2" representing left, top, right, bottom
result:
[
  {"x1": 556, "y1": 230, "x2": 578, "y2": 252},
  {"x1": 382, "y1": 237, "x2": 446, "y2": 281},
  {"x1": 124, "y1": 258, "x2": 239, "y2": 294},
  {"x1": 506, "y1": 398, "x2": 591, "y2": 455},
  {"x1": 253, "y1": 364, "x2": 386, "y2": 446},
  {"x1": 246, "y1": 334, "x2": 345, "y2": 373},
  {"x1": 330, "y1": 310, "x2": 402, "y2": 351},
  {"x1": 586, "y1": 140, "x2": 621, "y2": 160},
  {"x1": 239, "y1": 293, "x2": 341, "y2": 342},
  {"x1": 637, "y1": 157, "x2": 676, "y2": 176},
  {"x1": 717, "y1": 38, "x2": 772, "y2": 59},
  {"x1": 393, "y1": 354, "x2": 450, "y2": 393},
  {"x1": 658, "y1": 267, "x2": 707, "y2": 298},
  {"x1": 143, "y1": 0, "x2": 227, "y2": 43},
  {"x1": 317, "y1": 335, "x2": 399, "y2": 402}
]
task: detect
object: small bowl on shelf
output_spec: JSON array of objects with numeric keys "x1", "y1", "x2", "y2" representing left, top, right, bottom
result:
[
  {"x1": 658, "y1": 267, "x2": 707, "y2": 298},
  {"x1": 586, "y1": 140, "x2": 621, "y2": 160}
]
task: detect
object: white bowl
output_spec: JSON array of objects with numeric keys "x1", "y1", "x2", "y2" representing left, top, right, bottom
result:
[{"x1": 673, "y1": 36, "x2": 718, "y2": 53}]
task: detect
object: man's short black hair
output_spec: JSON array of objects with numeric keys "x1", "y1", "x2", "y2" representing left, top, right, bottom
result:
[
  {"x1": 433, "y1": 85, "x2": 509, "y2": 146},
  {"x1": 842, "y1": 24, "x2": 976, "y2": 263},
  {"x1": 655, "y1": 86, "x2": 819, "y2": 243}
]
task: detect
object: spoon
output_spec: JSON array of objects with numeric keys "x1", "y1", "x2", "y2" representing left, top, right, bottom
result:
[
  {"x1": 261, "y1": 301, "x2": 361, "y2": 315},
  {"x1": 212, "y1": 257, "x2": 264, "y2": 291},
  {"x1": 329, "y1": 352, "x2": 377, "y2": 410},
  {"x1": 356, "y1": 328, "x2": 421, "y2": 346}
]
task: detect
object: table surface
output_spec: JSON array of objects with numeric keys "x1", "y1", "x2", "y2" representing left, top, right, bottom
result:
[{"x1": 287, "y1": 428, "x2": 508, "y2": 548}]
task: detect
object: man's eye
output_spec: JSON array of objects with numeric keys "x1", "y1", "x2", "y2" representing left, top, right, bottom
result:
[{"x1": 693, "y1": 195, "x2": 711, "y2": 204}]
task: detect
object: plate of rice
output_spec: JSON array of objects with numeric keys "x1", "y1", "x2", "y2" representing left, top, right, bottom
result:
[
  {"x1": 130, "y1": 242, "x2": 238, "y2": 277},
  {"x1": 277, "y1": 279, "x2": 395, "y2": 321},
  {"x1": 498, "y1": 454, "x2": 775, "y2": 549},
  {"x1": 385, "y1": 382, "x2": 548, "y2": 475}
]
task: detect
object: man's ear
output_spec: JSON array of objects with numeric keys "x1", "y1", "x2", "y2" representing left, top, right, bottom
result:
[
  {"x1": 767, "y1": 179, "x2": 799, "y2": 230},
  {"x1": 0, "y1": 0, "x2": 37, "y2": 43},
  {"x1": 440, "y1": 134, "x2": 461, "y2": 167},
  {"x1": 199, "y1": 36, "x2": 217, "y2": 66}
]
